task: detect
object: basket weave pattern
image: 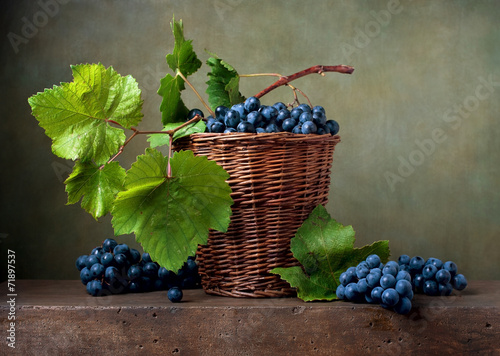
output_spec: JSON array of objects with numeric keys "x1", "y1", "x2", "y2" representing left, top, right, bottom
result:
[{"x1": 174, "y1": 132, "x2": 340, "y2": 297}]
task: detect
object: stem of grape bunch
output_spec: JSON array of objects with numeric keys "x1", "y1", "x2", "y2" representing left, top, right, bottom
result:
[
  {"x1": 103, "y1": 115, "x2": 204, "y2": 169},
  {"x1": 247, "y1": 64, "x2": 354, "y2": 99}
]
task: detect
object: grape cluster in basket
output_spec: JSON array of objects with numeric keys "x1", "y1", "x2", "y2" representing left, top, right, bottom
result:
[
  {"x1": 75, "y1": 238, "x2": 200, "y2": 301},
  {"x1": 189, "y1": 96, "x2": 340, "y2": 135},
  {"x1": 336, "y1": 254, "x2": 468, "y2": 314}
]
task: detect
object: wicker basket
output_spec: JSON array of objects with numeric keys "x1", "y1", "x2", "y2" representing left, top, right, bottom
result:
[{"x1": 174, "y1": 132, "x2": 340, "y2": 297}]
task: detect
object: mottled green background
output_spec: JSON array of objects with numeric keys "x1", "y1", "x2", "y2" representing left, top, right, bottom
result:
[{"x1": 1, "y1": 0, "x2": 499, "y2": 281}]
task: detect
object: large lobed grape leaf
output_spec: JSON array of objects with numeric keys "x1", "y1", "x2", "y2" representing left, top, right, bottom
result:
[
  {"x1": 158, "y1": 17, "x2": 202, "y2": 125},
  {"x1": 271, "y1": 205, "x2": 390, "y2": 302},
  {"x1": 65, "y1": 161, "x2": 126, "y2": 220},
  {"x1": 111, "y1": 148, "x2": 233, "y2": 271},
  {"x1": 205, "y1": 55, "x2": 245, "y2": 110},
  {"x1": 28, "y1": 63, "x2": 143, "y2": 165}
]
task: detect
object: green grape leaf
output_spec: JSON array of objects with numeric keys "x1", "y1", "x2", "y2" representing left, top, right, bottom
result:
[
  {"x1": 111, "y1": 148, "x2": 233, "y2": 271},
  {"x1": 28, "y1": 63, "x2": 143, "y2": 164},
  {"x1": 206, "y1": 55, "x2": 245, "y2": 110},
  {"x1": 64, "y1": 161, "x2": 126, "y2": 220},
  {"x1": 147, "y1": 120, "x2": 206, "y2": 148},
  {"x1": 271, "y1": 205, "x2": 390, "y2": 302},
  {"x1": 158, "y1": 17, "x2": 202, "y2": 125},
  {"x1": 158, "y1": 74, "x2": 190, "y2": 124},
  {"x1": 166, "y1": 18, "x2": 202, "y2": 75}
]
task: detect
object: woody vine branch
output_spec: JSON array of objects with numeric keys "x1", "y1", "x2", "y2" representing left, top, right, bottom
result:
[{"x1": 103, "y1": 64, "x2": 355, "y2": 168}]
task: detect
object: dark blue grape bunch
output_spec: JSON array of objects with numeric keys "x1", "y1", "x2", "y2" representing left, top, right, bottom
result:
[
  {"x1": 336, "y1": 254, "x2": 413, "y2": 314},
  {"x1": 401, "y1": 255, "x2": 468, "y2": 296},
  {"x1": 75, "y1": 238, "x2": 202, "y2": 299},
  {"x1": 336, "y1": 254, "x2": 468, "y2": 315},
  {"x1": 202, "y1": 97, "x2": 340, "y2": 135}
]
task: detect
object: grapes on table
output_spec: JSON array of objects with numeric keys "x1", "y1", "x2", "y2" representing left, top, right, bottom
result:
[
  {"x1": 194, "y1": 97, "x2": 340, "y2": 136},
  {"x1": 336, "y1": 254, "x2": 468, "y2": 315},
  {"x1": 167, "y1": 286, "x2": 183, "y2": 303},
  {"x1": 75, "y1": 238, "x2": 202, "y2": 300}
]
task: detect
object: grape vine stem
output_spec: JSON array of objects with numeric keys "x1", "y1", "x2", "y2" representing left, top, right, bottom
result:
[
  {"x1": 176, "y1": 70, "x2": 215, "y2": 117},
  {"x1": 103, "y1": 115, "x2": 203, "y2": 168},
  {"x1": 102, "y1": 64, "x2": 353, "y2": 168},
  {"x1": 252, "y1": 65, "x2": 354, "y2": 99}
]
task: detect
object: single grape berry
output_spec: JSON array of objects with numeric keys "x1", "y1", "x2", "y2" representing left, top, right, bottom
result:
[
  {"x1": 246, "y1": 111, "x2": 263, "y2": 128},
  {"x1": 396, "y1": 270, "x2": 411, "y2": 282},
  {"x1": 344, "y1": 283, "x2": 361, "y2": 301},
  {"x1": 86, "y1": 255, "x2": 100, "y2": 269},
  {"x1": 244, "y1": 97, "x2": 260, "y2": 112},
  {"x1": 425, "y1": 257, "x2": 444, "y2": 269},
  {"x1": 382, "y1": 264, "x2": 399, "y2": 277},
  {"x1": 452, "y1": 274, "x2": 468, "y2": 291},
  {"x1": 435, "y1": 269, "x2": 452, "y2": 284},
  {"x1": 215, "y1": 105, "x2": 229, "y2": 119},
  {"x1": 370, "y1": 286, "x2": 385, "y2": 304},
  {"x1": 422, "y1": 264, "x2": 438, "y2": 280},
  {"x1": 423, "y1": 280, "x2": 439, "y2": 296},
  {"x1": 409, "y1": 256, "x2": 425, "y2": 272},
  {"x1": 130, "y1": 249, "x2": 142, "y2": 264},
  {"x1": 380, "y1": 274, "x2": 396, "y2": 289},
  {"x1": 276, "y1": 109, "x2": 291, "y2": 124},
  {"x1": 210, "y1": 121, "x2": 225, "y2": 133},
  {"x1": 80, "y1": 267, "x2": 92, "y2": 285},
  {"x1": 90, "y1": 263, "x2": 105, "y2": 278},
  {"x1": 336, "y1": 284, "x2": 345, "y2": 299},
  {"x1": 143, "y1": 262, "x2": 159, "y2": 278},
  {"x1": 168, "y1": 287, "x2": 183, "y2": 303},
  {"x1": 395, "y1": 279, "x2": 413, "y2": 298},
  {"x1": 325, "y1": 120, "x2": 339, "y2": 135},
  {"x1": 187, "y1": 108, "x2": 204, "y2": 120},
  {"x1": 114, "y1": 244, "x2": 130, "y2": 257},
  {"x1": 127, "y1": 265, "x2": 142, "y2": 280},
  {"x1": 443, "y1": 261, "x2": 458, "y2": 277},
  {"x1": 312, "y1": 105, "x2": 325, "y2": 114},
  {"x1": 297, "y1": 103, "x2": 312, "y2": 113},
  {"x1": 413, "y1": 274, "x2": 425, "y2": 292},
  {"x1": 224, "y1": 109, "x2": 241, "y2": 128},
  {"x1": 76, "y1": 255, "x2": 88, "y2": 271},
  {"x1": 366, "y1": 254, "x2": 381, "y2": 269},
  {"x1": 381, "y1": 288, "x2": 400, "y2": 307},
  {"x1": 86, "y1": 280, "x2": 103, "y2": 296},
  {"x1": 356, "y1": 278, "x2": 369, "y2": 294},
  {"x1": 439, "y1": 282, "x2": 453, "y2": 296},
  {"x1": 356, "y1": 263, "x2": 370, "y2": 279},
  {"x1": 261, "y1": 106, "x2": 278, "y2": 122},
  {"x1": 366, "y1": 271, "x2": 381, "y2": 288},
  {"x1": 393, "y1": 297, "x2": 412, "y2": 315},
  {"x1": 102, "y1": 238, "x2": 118, "y2": 253},
  {"x1": 265, "y1": 123, "x2": 280, "y2": 133},
  {"x1": 290, "y1": 107, "x2": 303, "y2": 120},
  {"x1": 312, "y1": 111, "x2": 327, "y2": 126},
  {"x1": 301, "y1": 121, "x2": 317, "y2": 134},
  {"x1": 100, "y1": 252, "x2": 114, "y2": 267},
  {"x1": 231, "y1": 103, "x2": 247, "y2": 119},
  {"x1": 398, "y1": 254, "x2": 411, "y2": 265},
  {"x1": 237, "y1": 121, "x2": 255, "y2": 133}
]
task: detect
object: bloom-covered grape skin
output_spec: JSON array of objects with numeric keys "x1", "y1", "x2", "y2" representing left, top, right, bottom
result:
[
  {"x1": 76, "y1": 238, "x2": 202, "y2": 297},
  {"x1": 336, "y1": 253, "x2": 468, "y2": 315}
]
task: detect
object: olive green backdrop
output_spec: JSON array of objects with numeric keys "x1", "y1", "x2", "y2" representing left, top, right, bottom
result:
[{"x1": 1, "y1": 0, "x2": 499, "y2": 281}]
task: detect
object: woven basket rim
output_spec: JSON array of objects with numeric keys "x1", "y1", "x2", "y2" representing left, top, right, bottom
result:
[{"x1": 183, "y1": 131, "x2": 340, "y2": 143}]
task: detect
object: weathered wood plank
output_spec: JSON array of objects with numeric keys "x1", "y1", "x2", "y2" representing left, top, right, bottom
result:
[{"x1": 1, "y1": 280, "x2": 499, "y2": 355}]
